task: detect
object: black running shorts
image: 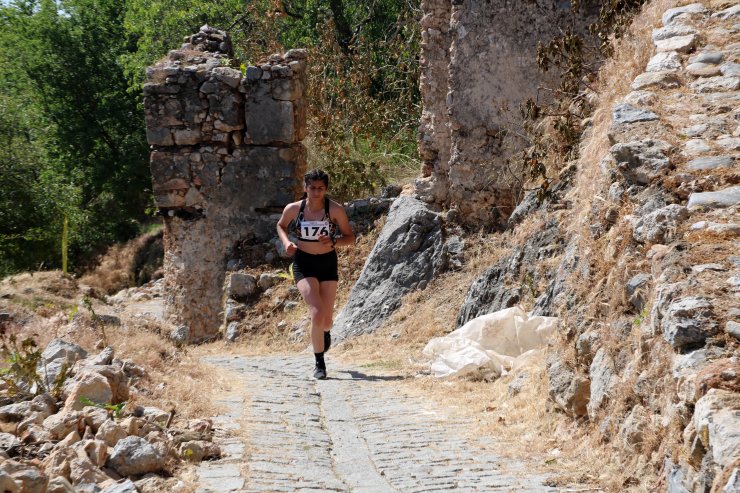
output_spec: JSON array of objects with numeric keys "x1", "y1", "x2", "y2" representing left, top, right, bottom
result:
[{"x1": 293, "y1": 249, "x2": 339, "y2": 283}]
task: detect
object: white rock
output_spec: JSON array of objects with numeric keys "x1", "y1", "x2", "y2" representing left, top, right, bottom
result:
[
  {"x1": 662, "y1": 3, "x2": 707, "y2": 26},
  {"x1": 712, "y1": 4, "x2": 740, "y2": 20},
  {"x1": 95, "y1": 419, "x2": 128, "y2": 447},
  {"x1": 43, "y1": 411, "x2": 84, "y2": 440},
  {"x1": 631, "y1": 71, "x2": 681, "y2": 90},
  {"x1": 693, "y1": 389, "x2": 740, "y2": 468},
  {"x1": 652, "y1": 24, "x2": 697, "y2": 41},
  {"x1": 624, "y1": 90, "x2": 657, "y2": 106},
  {"x1": 655, "y1": 34, "x2": 698, "y2": 53},
  {"x1": 691, "y1": 76, "x2": 740, "y2": 93},
  {"x1": 646, "y1": 51, "x2": 682, "y2": 72},
  {"x1": 717, "y1": 136, "x2": 740, "y2": 151},
  {"x1": 63, "y1": 372, "x2": 113, "y2": 412},
  {"x1": 686, "y1": 62, "x2": 722, "y2": 77},
  {"x1": 46, "y1": 476, "x2": 75, "y2": 493},
  {"x1": 683, "y1": 139, "x2": 711, "y2": 155},
  {"x1": 688, "y1": 186, "x2": 740, "y2": 209}
]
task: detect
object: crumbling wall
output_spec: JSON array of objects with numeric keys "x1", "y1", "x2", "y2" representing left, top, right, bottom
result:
[
  {"x1": 416, "y1": 0, "x2": 596, "y2": 228},
  {"x1": 143, "y1": 26, "x2": 307, "y2": 342}
]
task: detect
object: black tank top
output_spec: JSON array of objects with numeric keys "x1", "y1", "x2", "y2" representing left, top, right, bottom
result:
[{"x1": 295, "y1": 198, "x2": 337, "y2": 242}]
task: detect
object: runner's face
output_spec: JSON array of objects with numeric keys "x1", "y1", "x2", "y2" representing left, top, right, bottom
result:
[{"x1": 305, "y1": 180, "x2": 327, "y2": 200}]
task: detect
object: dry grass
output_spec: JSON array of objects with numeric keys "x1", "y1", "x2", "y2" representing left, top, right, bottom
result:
[
  {"x1": 0, "y1": 270, "x2": 221, "y2": 423},
  {"x1": 80, "y1": 228, "x2": 163, "y2": 295}
]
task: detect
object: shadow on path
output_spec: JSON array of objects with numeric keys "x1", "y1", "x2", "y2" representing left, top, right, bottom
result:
[{"x1": 333, "y1": 369, "x2": 406, "y2": 382}]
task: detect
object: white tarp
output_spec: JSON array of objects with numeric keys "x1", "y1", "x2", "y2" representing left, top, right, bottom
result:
[{"x1": 422, "y1": 306, "x2": 558, "y2": 379}]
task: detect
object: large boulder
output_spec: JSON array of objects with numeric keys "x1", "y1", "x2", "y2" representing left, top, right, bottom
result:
[{"x1": 333, "y1": 197, "x2": 449, "y2": 339}]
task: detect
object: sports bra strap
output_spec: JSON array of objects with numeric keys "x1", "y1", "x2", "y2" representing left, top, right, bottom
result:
[{"x1": 298, "y1": 198, "x2": 330, "y2": 221}]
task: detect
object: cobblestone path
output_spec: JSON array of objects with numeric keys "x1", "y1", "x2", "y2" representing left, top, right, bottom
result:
[{"x1": 195, "y1": 354, "x2": 555, "y2": 492}]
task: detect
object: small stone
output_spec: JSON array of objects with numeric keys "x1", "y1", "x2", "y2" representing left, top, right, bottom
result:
[
  {"x1": 720, "y1": 62, "x2": 740, "y2": 77},
  {"x1": 683, "y1": 139, "x2": 711, "y2": 155},
  {"x1": 225, "y1": 322, "x2": 240, "y2": 342},
  {"x1": 690, "y1": 76, "x2": 740, "y2": 93},
  {"x1": 662, "y1": 3, "x2": 707, "y2": 26},
  {"x1": 727, "y1": 321, "x2": 740, "y2": 339},
  {"x1": 691, "y1": 263, "x2": 726, "y2": 273},
  {"x1": 612, "y1": 103, "x2": 659, "y2": 124},
  {"x1": 245, "y1": 66, "x2": 262, "y2": 81},
  {"x1": 631, "y1": 71, "x2": 681, "y2": 90},
  {"x1": 623, "y1": 91, "x2": 657, "y2": 106},
  {"x1": 716, "y1": 136, "x2": 740, "y2": 151},
  {"x1": 682, "y1": 123, "x2": 708, "y2": 138},
  {"x1": 712, "y1": 4, "x2": 740, "y2": 19},
  {"x1": 662, "y1": 296, "x2": 718, "y2": 349},
  {"x1": 652, "y1": 24, "x2": 697, "y2": 41},
  {"x1": 170, "y1": 325, "x2": 189, "y2": 344},
  {"x1": 655, "y1": 34, "x2": 698, "y2": 53},
  {"x1": 284, "y1": 48, "x2": 308, "y2": 61},
  {"x1": 646, "y1": 51, "x2": 682, "y2": 72},
  {"x1": 626, "y1": 273, "x2": 651, "y2": 312},
  {"x1": 686, "y1": 62, "x2": 722, "y2": 77},
  {"x1": 686, "y1": 155, "x2": 734, "y2": 170},
  {"x1": 688, "y1": 52, "x2": 723, "y2": 65},
  {"x1": 226, "y1": 273, "x2": 257, "y2": 299},
  {"x1": 687, "y1": 186, "x2": 740, "y2": 209},
  {"x1": 107, "y1": 436, "x2": 165, "y2": 477}
]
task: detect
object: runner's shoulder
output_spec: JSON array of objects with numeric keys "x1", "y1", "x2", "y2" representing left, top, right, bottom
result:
[
  {"x1": 328, "y1": 198, "x2": 348, "y2": 214},
  {"x1": 281, "y1": 200, "x2": 301, "y2": 217}
]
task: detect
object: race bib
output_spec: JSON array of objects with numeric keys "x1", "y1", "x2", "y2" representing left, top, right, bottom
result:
[{"x1": 299, "y1": 220, "x2": 331, "y2": 240}]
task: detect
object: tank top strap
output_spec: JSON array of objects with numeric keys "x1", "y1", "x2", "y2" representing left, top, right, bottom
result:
[
  {"x1": 298, "y1": 198, "x2": 307, "y2": 221},
  {"x1": 324, "y1": 197, "x2": 330, "y2": 220}
]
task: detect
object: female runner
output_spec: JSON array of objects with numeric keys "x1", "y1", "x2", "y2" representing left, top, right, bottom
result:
[{"x1": 276, "y1": 169, "x2": 355, "y2": 379}]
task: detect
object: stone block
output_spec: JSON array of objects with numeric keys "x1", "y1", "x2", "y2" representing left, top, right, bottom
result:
[
  {"x1": 226, "y1": 273, "x2": 257, "y2": 299},
  {"x1": 631, "y1": 71, "x2": 681, "y2": 90},
  {"x1": 173, "y1": 128, "x2": 202, "y2": 145},
  {"x1": 690, "y1": 76, "x2": 740, "y2": 93},
  {"x1": 662, "y1": 3, "x2": 707, "y2": 26},
  {"x1": 687, "y1": 186, "x2": 740, "y2": 209},
  {"x1": 646, "y1": 51, "x2": 682, "y2": 72},
  {"x1": 661, "y1": 296, "x2": 718, "y2": 349},
  {"x1": 146, "y1": 127, "x2": 174, "y2": 146},
  {"x1": 655, "y1": 34, "x2": 698, "y2": 53},
  {"x1": 245, "y1": 98, "x2": 296, "y2": 144},
  {"x1": 272, "y1": 78, "x2": 303, "y2": 101},
  {"x1": 610, "y1": 139, "x2": 672, "y2": 185},
  {"x1": 212, "y1": 67, "x2": 241, "y2": 88}
]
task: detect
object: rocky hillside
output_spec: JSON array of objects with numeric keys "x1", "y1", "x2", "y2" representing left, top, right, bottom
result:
[
  {"x1": 463, "y1": 2, "x2": 739, "y2": 491},
  {"x1": 335, "y1": 1, "x2": 738, "y2": 490}
]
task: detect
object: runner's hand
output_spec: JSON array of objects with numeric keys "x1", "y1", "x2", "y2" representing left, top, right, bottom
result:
[
  {"x1": 318, "y1": 234, "x2": 333, "y2": 247},
  {"x1": 285, "y1": 242, "x2": 297, "y2": 255}
]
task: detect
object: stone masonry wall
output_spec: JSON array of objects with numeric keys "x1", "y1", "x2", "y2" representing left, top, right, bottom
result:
[
  {"x1": 143, "y1": 26, "x2": 307, "y2": 342},
  {"x1": 416, "y1": 0, "x2": 597, "y2": 228}
]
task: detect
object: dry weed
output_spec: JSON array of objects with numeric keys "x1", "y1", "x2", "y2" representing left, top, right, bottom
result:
[{"x1": 80, "y1": 228, "x2": 163, "y2": 295}]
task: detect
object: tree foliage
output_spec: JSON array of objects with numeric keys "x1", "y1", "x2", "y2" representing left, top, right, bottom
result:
[{"x1": 0, "y1": 0, "x2": 421, "y2": 277}]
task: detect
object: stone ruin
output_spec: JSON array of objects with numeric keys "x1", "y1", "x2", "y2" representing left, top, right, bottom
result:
[
  {"x1": 143, "y1": 26, "x2": 307, "y2": 343},
  {"x1": 415, "y1": 0, "x2": 597, "y2": 228}
]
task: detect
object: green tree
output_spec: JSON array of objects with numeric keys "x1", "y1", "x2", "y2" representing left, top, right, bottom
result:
[{"x1": 0, "y1": 0, "x2": 151, "y2": 273}]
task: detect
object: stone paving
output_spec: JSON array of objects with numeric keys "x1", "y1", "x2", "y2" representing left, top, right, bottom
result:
[{"x1": 195, "y1": 354, "x2": 556, "y2": 492}]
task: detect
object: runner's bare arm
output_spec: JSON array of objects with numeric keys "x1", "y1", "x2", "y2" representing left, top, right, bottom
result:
[
  {"x1": 328, "y1": 201, "x2": 355, "y2": 248},
  {"x1": 277, "y1": 202, "x2": 299, "y2": 255}
]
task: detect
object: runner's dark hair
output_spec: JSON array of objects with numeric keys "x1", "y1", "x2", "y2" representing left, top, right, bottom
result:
[{"x1": 304, "y1": 169, "x2": 329, "y2": 188}]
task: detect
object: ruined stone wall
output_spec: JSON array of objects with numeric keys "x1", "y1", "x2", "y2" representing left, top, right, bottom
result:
[
  {"x1": 416, "y1": 0, "x2": 596, "y2": 228},
  {"x1": 143, "y1": 26, "x2": 307, "y2": 342}
]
